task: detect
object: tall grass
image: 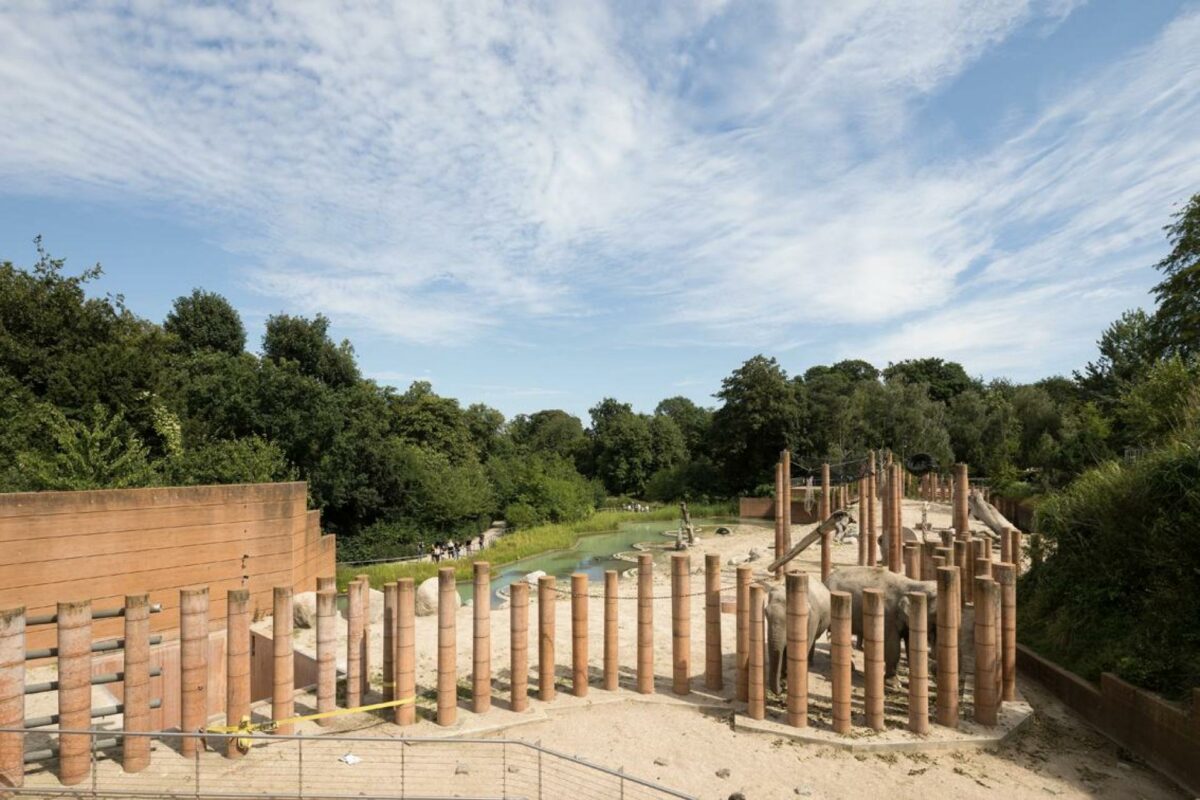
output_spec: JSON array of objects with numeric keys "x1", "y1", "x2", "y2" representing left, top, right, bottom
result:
[{"x1": 337, "y1": 501, "x2": 736, "y2": 590}]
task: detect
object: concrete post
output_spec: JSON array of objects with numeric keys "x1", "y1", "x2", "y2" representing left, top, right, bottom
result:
[
  {"x1": 907, "y1": 591, "x2": 930, "y2": 734},
  {"x1": 538, "y1": 575, "x2": 556, "y2": 702},
  {"x1": 1011, "y1": 529, "x2": 1023, "y2": 574},
  {"x1": 785, "y1": 571, "x2": 808, "y2": 727},
  {"x1": 867, "y1": 451, "x2": 878, "y2": 566},
  {"x1": 880, "y1": 464, "x2": 892, "y2": 571},
  {"x1": 863, "y1": 588, "x2": 885, "y2": 731},
  {"x1": 891, "y1": 464, "x2": 904, "y2": 572},
  {"x1": 355, "y1": 574, "x2": 371, "y2": 693},
  {"x1": 936, "y1": 567, "x2": 960, "y2": 728},
  {"x1": 383, "y1": 582, "x2": 397, "y2": 704},
  {"x1": 830, "y1": 591, "x2": 852, "y2": 734},
  {"x1": 346, "y1": 579, "x2": 364, "y2": 708},
  {"x1": 995, "y1": 563, "x2": 1017, "y2": 703},
  {"x1": 821, "y1": 525, "x2": 832, "y2": 583},
  {"x1": 975, "y1": 556, "x2": 992, "y2": 582},
  {"x1": 224, "y1": 590, "x2": 250, "y2": 754},
  {"x1": 1000, "y1": 528, "x2": 1012, "y2": 564},
  {"x1": 121, "y1": 595, "x2": 151, "y2": 771},
  {"x1": 179, "y1": 589, "x2": 207, "y2": 758},
  {"x1": 904, "y1": 543, "x2": 921, "y2": 580},
  {"x1": 637, "y1": 555, "x2": 654, "y2": 695},
  {"x1": 316, "y1": 589, "x2": 336, "y2": 725},
  {"x1": 396, "y1": 579, "x2": 415, "y2": 725},
  {"x1": 820, "y1": 462, "x2": 832, "y2": 521},
  {"x1": 671, "y1": 554, "x2": 690, "y2": 695},
  {"x1": 705, "y1": 554, "x2": 722, "y2": 691},
  {"x1": 0, "y1": 607, "x2": 23, "y2": 791},
  {"x1": 774, "y1": 461, "x2": 784, "y2": 578},
  {"x1": 57, "y1": 601, "x2": 92, "y2": 785},
  {"x1": 272, "y1": 587, "x2": 294, "y2": 734},
  {"x1": 437, "y1": 568, "x2": 458, "y2": 725},
  {"x1": 473, "y1": 564, "x2": 491, "y2": 713},
  {"x1": 571, "y1": 573, "x2": 588, "y2": 698},
  {"x1": 922, "y1": 542, "x2": 937, "y2": 582},
  {"x1": 782, "y1": 449, "x2": 792, "y2": 554},
  {"x1": 604, "y1": 571, "x2": 618, "y2": 691},
  {"x1": 735, "y1": 565, "x2": 751, "y2": 702},
  {"x1": 510, "y1": 582, "x2": 529, "y2": 712},
  {"x1": 316, "y1": 576, "x2": 335, "y2": 593},
  {"x1": 954, "y1": 464, "x2": 969, "y2": 538},
  {"x1": 964, "y1": 539, "x2": 978, "y2": 604},
  {"x1": 747, "y1": 585, "x2": 765, "y2": 721},
  {"x1": 974, "y1": 577, "x2": 998, "y2": 726}
]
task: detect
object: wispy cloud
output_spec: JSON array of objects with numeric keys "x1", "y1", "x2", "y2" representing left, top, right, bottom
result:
[{"x1": 0, "y1": 1, "x2": 1195, "y2": 384}]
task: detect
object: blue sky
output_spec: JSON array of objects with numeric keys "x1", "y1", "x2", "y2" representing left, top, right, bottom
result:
[{"x1": 2, "y1": 1, "x2": 1198, "y2": 421}]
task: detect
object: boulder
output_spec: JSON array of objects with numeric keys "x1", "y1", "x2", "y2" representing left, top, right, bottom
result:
[
  {"x1": 415, "y1": 577, "x2": 440, "y2": 616},
  {"x1": 746, "y1": 548, "x2": 762, "y2": 562},
  {"x1": 293, "y1": 591, "x2": 318, "y2": 629},
  {"x1": 367, "y1": 588, "x2": 384, "y2": 623},
  {"x1": 523, "y1": 570, "x2": 547, "y2": 587}
]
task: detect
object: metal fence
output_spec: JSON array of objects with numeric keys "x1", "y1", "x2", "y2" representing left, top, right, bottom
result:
[{"x1": 2, "y1": 727, "x2": 695, "y2": 800}]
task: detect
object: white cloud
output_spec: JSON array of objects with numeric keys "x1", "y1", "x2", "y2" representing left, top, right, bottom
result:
[{"x1": 0, "y1": 0, "x2": 1195, "y2": 385}]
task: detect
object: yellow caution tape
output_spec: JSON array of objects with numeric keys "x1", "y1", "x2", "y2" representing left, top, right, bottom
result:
[{"x1": 206, "y1": 696, "x2": 417, "y2": 738}]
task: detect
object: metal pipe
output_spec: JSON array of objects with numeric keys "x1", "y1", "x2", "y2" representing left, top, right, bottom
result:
[
  {"x1": 25, "y1": 635, "x2": 162, "y2": 661},
  {"x1": 25, "y1": 699, "x2": 162, "y2": 730},
  {"x1": 25, "y1": 668, "x2": 162, "y2": 694},
  {"x1": 25, "y1": 605, "x2": 162, "y2": 627}
]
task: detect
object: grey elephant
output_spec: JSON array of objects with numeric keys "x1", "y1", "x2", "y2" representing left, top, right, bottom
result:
[
  {"x1": 825, "y1": 566, "x2": 936, "y2": 678},
  {"x1": 765, "y1": 576, "x2": 832, "y2": 694}
]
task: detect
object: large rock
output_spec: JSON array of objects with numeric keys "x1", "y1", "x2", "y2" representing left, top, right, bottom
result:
[
  {"x1": 523, "y1": 570, "x2": 547, "y2": 586},
  {"x1": 367, "y1": 588, "x2": 384, "y2": 623},
  {"x1": 293, "y1": 591, "x2": 318, "y2": 629},
  {"x1": 415, "y1": 576, "x2": 462, "y2": 616}
]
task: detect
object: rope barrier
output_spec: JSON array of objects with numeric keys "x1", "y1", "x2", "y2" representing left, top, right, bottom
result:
[{"x1": 206, "y1": 696, "x2": 418, "y2": 739}]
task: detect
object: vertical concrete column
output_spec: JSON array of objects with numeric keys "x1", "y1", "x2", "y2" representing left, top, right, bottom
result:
[
  {"x1": 537, "y1": 575, "x2": 556, "y2": 702},
  {"x1": 473, "y1": 564, "x2": 491, "y2": 713},
  {"x1": 0, "y1": 607, "x2": 23, "y2": 791},
  {"x1": 863, "y1": 588, "x2": 885, "y2": 732},
  {"x1": 975, "y1": 536, "x2": 991, "y2": 565},
  {"x1": 747, "y1": 585, "x2": 765, "y2": 720},
  {"x1": 383, "y1": 582, "x2": 397, "y2": 704},
  {"x1": 830, "y1": 591, "x2": 852, "y2": 734},
  {"x1": 856, "y1": 478, "x2": 868, "y2": 565},
  {"x1": 671, "y1": 554, "x2": 690, "y2": 695},
  {"x1": 1010, "y1": 530, "x2": 1023, "y2": 574},
  {"x1": 964, "y1": 539, "x2": 977, "y2": 604},
  {"x1": 890, "y1": 464, "x2": 904, "y2": 572},
  {"x1": 509, "y1": 582, "x2": 529, "y2": 712},
  {"x1": 437, "y1": 567, "x2": 457, "y2": 725},
  {"x1": 880, "y1": 465, "x2": 891, "y2": 570},
  {"x1": 57, "y1": 600, "x2": 92, "y2": 785},
  {"x1": 935, "y1": 567, "x2": 960, "y2": 728},
  {"x1": 395, "y1": 579, "x2": 415, "y2": 725},
  {"x1": 571, "y1": 573, "x2": 588, "y2": 698},
  {"x1": 820, "y1": 526, "x2": 832, "y2": 584},
  {"x1": 994, "y1": 563, "x2": 1017, "y2": 703},
  {"x1": 604, "y1": 571, "x2": 619, "y2": 691},
  {"x1": 272, "y1": 587, "x2": 294, "y2": 734},
  {"x1": 355, "y1": 575, "x2": 371, "y2": 694},
  {"x1": 637, "y1": 555, "x2": 654, "y2": 695},
  {"x1": 820, "y1": 463, "x2": 831, "y2": 520},
  {"x1": 224, "y1": 590, "x2": 250, "y2": 754},
  {"x1": 1000, "y1": 528, "x2": 1012, "y2": 564},
  {"x1": 867, "y1": 452, "x2": 878, "y2": 566},
  {"x1": 345, "y1": 580, "x2": 364, "y2": 708},
  {"x1": 781, "y1": 449, "x2": 792, "y2": 553},
  {"x1": 975, "y1": 556, "x2": 992, "y2": 582},
  {"x1": 704, "y1": 554, "x2": 722, "y2": 691},
  {"x1": 774, "y1": 461, "x2": 784, "y2": 578},
  {"x1": 953, "y1": 464, "x2": 970, "y2": 538},
  {"x1": 179, "y1": 589, "x2": 208, "y2": 758},
  {"x1": 922, "y1": 542, "x2": 937, "y2": 582},
  {"x1": 785, "y1": 571, "x2": 808, "y2": 727},
  {"x1": 907, "y1": 591, "x2": 930, "y2": 734},
  {"x1": 316, "y1": 589, "x2": 336, "y2": 726},
  {"x1": 904, "y1": 543, "x2": 921, "y2": 580},
  {"x1": 122, "y1": 595, "x2": 151, "y2": 771},
  {"x1": 973, "y1": 577, "x2": 998, "y2": 726},
  {"x1": 316, "y1": 576, "x2": 336, "y2": 593},
  {"x1": 735, "y1": 565, "x2": 751, "y2": 702}
]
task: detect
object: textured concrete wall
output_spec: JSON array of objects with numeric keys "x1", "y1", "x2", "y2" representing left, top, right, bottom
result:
[
  {"x1": 1017, "y1": 644, "x2": 1199, "y2": 796},
  {"x1": 0, "y1": 482, "x2": 336, "y2": 652},
  {"x1": 738, "y1": 498, "x2": 821, "y2": 523}
]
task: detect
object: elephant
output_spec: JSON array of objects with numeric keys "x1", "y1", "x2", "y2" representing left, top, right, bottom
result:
[
  {"x1": 765, "y1": 576, "x2": 832, "y2": 695},
  {"x1": 825, "y1": 566, "x2": 936, "y2": 678}
]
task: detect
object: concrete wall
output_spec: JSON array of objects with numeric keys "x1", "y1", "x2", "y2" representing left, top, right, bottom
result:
[
  {"x1": 738, "y1": 497, "x2": 822, "y2": 524},
  {"x1": 0, "y1": 482, "x2": 336, "y2": 652},
  {"x1": 1017, "y1": 644, "x2": 1200, "y2": 796}
]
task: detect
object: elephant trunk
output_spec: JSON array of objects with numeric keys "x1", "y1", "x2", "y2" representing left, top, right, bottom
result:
[{"x1": 767, "y1": 644, "x2": 785, "y2": 695}]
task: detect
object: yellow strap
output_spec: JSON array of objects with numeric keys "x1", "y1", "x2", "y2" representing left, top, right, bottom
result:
[{"x1": 206, "y1": 696, "x2": 417, "y2": 734}]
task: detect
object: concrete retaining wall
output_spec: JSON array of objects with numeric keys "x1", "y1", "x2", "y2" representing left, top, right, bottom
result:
[
  {"x1": 738, "y1": 497, "x2": 822, "y2": 523},
  {"x1": 0, "y1": 482, "x2": 336, "y2": 651},
  {"x1": 1017, "y1": 644, "x2": 1200, "y2": 796}
]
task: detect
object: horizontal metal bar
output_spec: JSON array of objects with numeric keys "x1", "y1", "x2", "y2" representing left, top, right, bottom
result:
[
  {"x1": 24, "y1": 699, "x2": 162, "y2": 729},
  {"x1": 6, "y1": 791, "x2": 524, "y2": 800},
  {"x1": 26, "y1": 634, "x2": 163, "y2": 660},
  {"x1": 25, "y1": 667, "x2": 163, "y2": 695},
  {"x1": 23, "y1": 737, "x2": 119, "y2": 764},
  {"x1": 25, "y1": 604, "x2": 163, "y2": 627}
]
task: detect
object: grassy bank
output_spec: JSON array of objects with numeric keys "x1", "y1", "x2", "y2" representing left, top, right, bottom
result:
[{"x1": 337, "y1": 501, "x2": 736, "y2": 589}]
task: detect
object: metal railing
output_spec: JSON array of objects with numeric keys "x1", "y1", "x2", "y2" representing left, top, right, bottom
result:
[{"x1": 1, "y1": 727, "x2": 695, "y2": 800}]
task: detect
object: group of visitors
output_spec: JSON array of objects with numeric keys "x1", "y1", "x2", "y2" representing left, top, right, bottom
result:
[{"x1": 430, "y1": 532, "x2": 488, "y2": 562}]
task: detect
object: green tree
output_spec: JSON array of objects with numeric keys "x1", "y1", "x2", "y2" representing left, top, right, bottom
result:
[
  {"x1": 388, "y1": 381, "x2": 475, "y2": 461},
  {"x1": 166, "y1": 436, "x2": 293, "y2": 486},
  {"x1": 510, "y1": 409, "x2": 588, "y2": 463},
  {"x1": 1151, "y1": 192, "x2": 1200, "y2": 358},
  {"x1": 164, "y1": 289, "x2": 246, "y2": 355},
  {"x1": 709, "y1": 356, "x2": 801, "y2": 494},
  {"x1": 21, "y1": 405, "x2": 157, "y2": 490},
  {"x1": 1116, "y1": 356, "x2": 1200, "y2": 449},
  {"x1": 882, "y1": 358, "x2": 974, "y2": 403},
  {"x1": 1075, "y1": 309, "x2": 1155, "y2": 410},
  {"x1": 262, "y1": 313, "x2": 359, "y2": 387},
  {"x1": 588, "y1": 398, "x2": 655, "y2": 496},
  {"x1": 654, "y1": 396, "x2": 713, "y2": 456}
]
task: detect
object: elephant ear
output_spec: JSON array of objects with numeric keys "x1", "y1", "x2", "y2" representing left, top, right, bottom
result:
[{"x1": 897, "y1": 594, "x2": 911, "y2": 622}]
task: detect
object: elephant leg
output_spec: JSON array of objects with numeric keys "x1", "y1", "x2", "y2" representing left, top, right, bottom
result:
[
  {"x1": 767, "y1": 645, "x2": 785, "y2": 695},
  {"x1": 884, "y1": 626, "x2": 901, "y2": 679}
]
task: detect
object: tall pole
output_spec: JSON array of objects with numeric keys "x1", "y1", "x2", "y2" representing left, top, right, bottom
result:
[
  {"x1": 123, "y1": 595, "x2": 151, "y2": 770},
  {"x1": 179, "y1": 589, "x2": 207, "y2": 758},
  {"x1": 395, "y1": 579, "x2": 416, "y2": 725},
  {"x1": 225, "y1": 590, "x2": 250, "y2": 752},
  {"x1": 671, "y1": 553, "x2": 690, "y2": 695},
  {"x1": 509, "y1": 582, "x2": 529, "y2": 712},
  {"x1": 637, "y1": 554, "x2": 654, "y2": 694},
  {"x1": 785, "y1": 571, "x2": 808, "y2": 728},
  {"x1": 473, "y1": 563, "x2": 492, "y2": 713},
  {"x1": 704, "y1": 554, "x2": 722, "y2": 691},
  {"x1": 437, "y1": 567, "x2": 457, "y2": 725}
]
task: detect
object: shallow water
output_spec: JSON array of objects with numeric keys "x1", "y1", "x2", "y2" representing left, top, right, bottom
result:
[{"x1": 458, "y1": 516, "x2": 757, "y2": 606}]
